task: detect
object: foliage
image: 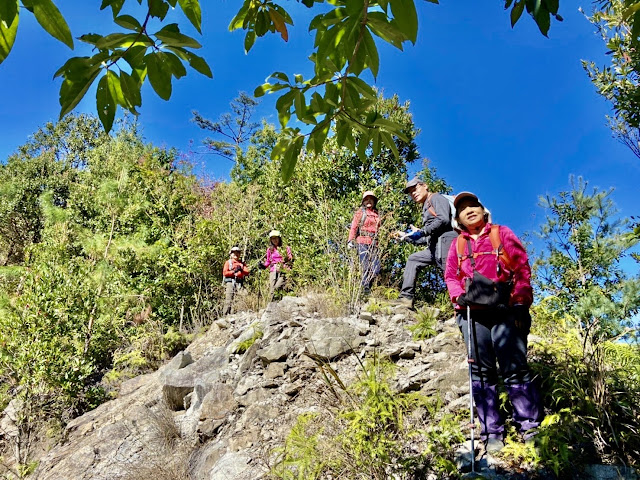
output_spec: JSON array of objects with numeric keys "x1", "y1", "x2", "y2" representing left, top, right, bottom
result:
[
  {"x1": 584, "y1": 0, "x2": 640, "y2": 161},
  {"x1": 408, "y1": 307, "x2": 438, "y2": 340},
  {"x1": 270, "y1": 355, "x2": 463, "y2": 479},
  {"x1": 192, "y1": 92, "x2": 260, "y2": 162},
  {"x1": 1, "y1": 0, "x2": 559, "y2": 177},
  {"x1": 523, "y1": 176, "x2": 640, "y2": 471},
  {"x1": 534, "y1": 176, "x2": 640, "y2": 341},
  {"x1": 525, "y1": 301, "x2": 640, "y2": 472},
  {"x1": 0, "y1": 114, "x2": 107, "y2": 264},
  {"x1": 233, "y1": 326, "x2": 264, "y2": 354}
]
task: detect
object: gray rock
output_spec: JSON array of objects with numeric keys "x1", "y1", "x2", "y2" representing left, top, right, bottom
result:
[{"x1": 582, "y1": 464, "x2": 638, "y2": 480}]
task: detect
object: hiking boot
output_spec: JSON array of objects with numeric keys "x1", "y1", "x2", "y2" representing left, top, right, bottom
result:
[
  {"x1": 391, "y1": 296, "x2": 414, "y2": 309},
  {"x1": 484, "y1": 437, "x2": 504, "y2": 454}
]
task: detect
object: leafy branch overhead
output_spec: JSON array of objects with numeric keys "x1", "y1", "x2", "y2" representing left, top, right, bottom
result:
[{"x1": 0, "y1": 0, "x2": 565, "y2": 177}]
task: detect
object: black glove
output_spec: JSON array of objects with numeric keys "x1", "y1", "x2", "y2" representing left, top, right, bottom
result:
[
  {"x1": 512, "y1": 305, "x2": 531, "y2": 332},
  {"x1": 258, "y1": 262, "x2": 267, "y2": 270},
  {"x1": 456, "y1": 294, "x2": 469, "y2": 307}
]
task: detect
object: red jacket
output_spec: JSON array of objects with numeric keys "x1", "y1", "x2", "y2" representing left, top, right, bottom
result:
[
  {"x1": 348, "y1": 207, "x2": 380, "y2": 245},
  {"x1": 223, "y1": 258, "x2": 250, "y2": 280},
  {"x1": 444, "y1": 223, "x2": 533, "y2": 309}
]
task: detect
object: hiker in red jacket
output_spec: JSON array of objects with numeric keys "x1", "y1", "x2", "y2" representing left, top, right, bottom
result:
[
  {"x1": 348, "y1": 190, "x2": 381, "y2": 294},
  {"x1": 444, "y1": 192, "x2": 542, "y2": 453},
  {"x1": 222, "y1": 246, "x2": 250, "y2": 315}
]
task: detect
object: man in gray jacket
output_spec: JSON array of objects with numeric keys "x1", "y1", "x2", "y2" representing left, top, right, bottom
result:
[{"x1": 393, "y1": 177, "x2": 458, "y2": 308}]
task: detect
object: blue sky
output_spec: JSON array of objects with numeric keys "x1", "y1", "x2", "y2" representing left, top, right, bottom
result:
[{"x1": 0, "y1": 1, "x2": 638, "y2": 245}]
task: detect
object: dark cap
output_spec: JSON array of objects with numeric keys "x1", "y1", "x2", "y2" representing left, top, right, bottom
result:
[
  {"x1": 403, "y1": 177, "x2": 425, "y2": 194},
  {"x1": 453, "y1": 192, "x2": 481, "y2": 210}
]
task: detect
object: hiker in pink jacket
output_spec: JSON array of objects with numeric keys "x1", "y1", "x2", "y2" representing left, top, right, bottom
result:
[
  {"x1": 262, "y1": 230, "x2": 293, "y2": 299},
  {"x1": 444, "y1": 192, "x2": 541, "y2": 454}
]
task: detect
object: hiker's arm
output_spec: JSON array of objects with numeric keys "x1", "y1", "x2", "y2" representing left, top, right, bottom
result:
[
  {"x1": 421, "y1": 195, "x2": 450, "y2": 236},
  {"x1": 444, "y1": 240, "x2": 464, "y2": 302},
  {"x1": 263, "y1": 249, "x2": 272, "y2": 268},
  {"x1": 501, "y1": 227, "x2": 533, "y2": 306},
  {"x1": 348, "y1": 210, "x2": 361, "y2": 242}
]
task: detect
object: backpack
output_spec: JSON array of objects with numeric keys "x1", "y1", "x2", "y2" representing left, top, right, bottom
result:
[
  {"x1": 427, "y1": 193, "x2": 456, "y2": 222},
  {"x1": 456, "y1": 225, "x2": 515, "y2": 276},
  {"x1": 357, "y1": 207, "x2": 378, "y2": 238}
]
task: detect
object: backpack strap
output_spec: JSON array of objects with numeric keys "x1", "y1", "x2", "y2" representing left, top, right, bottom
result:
[
  {"x1": 358, "y1": 207, "x2": 367, "y2": 234},
  {"x1": 456, "y1": 225, "x2": 514, "y2": 275},
  {"x1": 426, "y1": 193, "x2": 437, "y2": 217},
  {"x1": 488, "y1": 225, "x2": 515, "y2": 273}
]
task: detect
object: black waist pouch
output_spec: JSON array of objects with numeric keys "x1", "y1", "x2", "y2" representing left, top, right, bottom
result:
[{"x1": 465, "y1": 271, "x2": 512, "y2": 308}]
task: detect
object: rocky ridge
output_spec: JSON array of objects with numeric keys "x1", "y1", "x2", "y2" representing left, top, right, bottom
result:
[{"x1": 7, "y1": 295, "x2": 636, "y2": 480}]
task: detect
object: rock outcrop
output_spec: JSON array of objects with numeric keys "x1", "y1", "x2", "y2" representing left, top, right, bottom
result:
[{"x1": 9, "y1": 295, "x2": 636, "y2": 480}]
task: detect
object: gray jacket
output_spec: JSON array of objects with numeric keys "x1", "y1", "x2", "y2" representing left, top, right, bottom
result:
[{"x1": 412, "y1": 193, "x2": 455, "y2": 246}]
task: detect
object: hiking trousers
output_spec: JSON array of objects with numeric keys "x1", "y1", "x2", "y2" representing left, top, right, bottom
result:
[
  {"x1": 455, "y1": 307, "x2": 533, "y2": 385},
  {"x1": 269, "y1": 270, "x2": 287, "y2": 297},
  {"x1": 357, "y1": 243, "x2": 380, "y2": 290},
  {"x1": 400, "y1": 232, "x2": 456, "y2": 299},
  {"x1": 223, "y1": 280, "x2": 243, "y2": 315}
]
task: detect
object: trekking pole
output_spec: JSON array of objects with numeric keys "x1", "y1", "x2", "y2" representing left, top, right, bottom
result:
[{"x1": 466, "y1": 304, "x2": 476, "y2": 474}]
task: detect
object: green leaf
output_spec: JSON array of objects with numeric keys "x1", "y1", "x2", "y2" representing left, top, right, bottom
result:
[
  {"x1": 361, "y1": 28, "x2": 379, "y2": 79},
  {"x1": 183, "y1": 50, "x2": 212, "y2": 77},
  {"x1": 367, "y1": 12, "x2": 406, "y2": 50},
  {"x1": 31, "y1": 0, "x2": 73, "y2": 49},
  {"x1": 148, "y1": 0, "x2": 170, "y2": 20},
  {"x1": 254, "y1": 83, "x2": 271, "y2": 97},
  {"x1": 270, "y1": 137, "x2": 289, "y2": 161},
  {"x1": 356, "y1": 129, "x2": 370, "y2": 161},
  {"x1": 58, "y1": 67, "x2": 101, "y2": 118},
  {"x1": 533, "y1": 7, "x2": 550, "y2": 36},
  {"x1": 164, "y1": 51, "x2": 187, "y2": 78},
  {"x1": 123, "y1": 45, "x2": 147, "y2": 68},
  {"x1": 281, "y1": 135, "x2": 304, "y2": 182},
  {"x1": 324, "y1": 82, "x2": 339, "y2": 107},
  {"x1": 78, "y1": 33, "x2": 102, "y2": 46},
  {"x1": 380, "y1": 130, "x2": 399, "y2": 158},
  {"x1": 96, "y1": 33, "x2": 147, "y2": 50},
  {"x1": 107, "y1": 69, "x2": 127, "y2": 107},
  {"x1": 276, "y1": 90, "x2": 296, "y2": 127},
  {"x1": 0, "y1": 1, "x2": 18, "y2": 65},
  {"x1": 100, "y1": 0, "x2": 125, "y2": 17},
  {"x1": 244, "y1": 29, "x2": 256, "y2": 53},
  {"x1": 97, "y1": 73, "x2": 116, "y2": 132},
  {"x1": 114, "y1": 14, "x2": 141, "y2": 31},
  {"x1": 155, "y1": 23, "x2": 202, "y2": 48},
  {"x1": 545, "y1": 0, "x2": 559, "y2": 15},
  {"x1": 308, "y1": 118, "x2": 331, "y2": 155},
  {"x1": 390, "y1": 0, "x2": 418, "y2": 44},
  {"x1": 371, "y1": 130, "x2": 381, "y2": 156},
  {"x1": 269, "y1": 71, "x2": 290, "y2": 83},
  {"x1": 632, "y1": 10, "x2": 640, "y2": 46},
  {"x1": 177, "y1": 0, "x2": 201, "y2": 33},
  {"x1": 145, "y1": 52, "x2": 172, "y2": 100},
  {"x1": 294, "y1": 90, "x2": 306, "y2": 120},
  {"x1": 119, "y1": 71, "x2": 142, "y2": 110},
  {"x1": 0, "y1": 0, "x2": 18, "y2": 26},
  {"x1": 346, "y1": 76, "x2": 377, "y2": 100},
  {"x1": 510, "y1": 0, "x2": 525, "y2": 27},
  {"x1": 229, "y1": 0, "x2": 250, "y2": 30}
]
